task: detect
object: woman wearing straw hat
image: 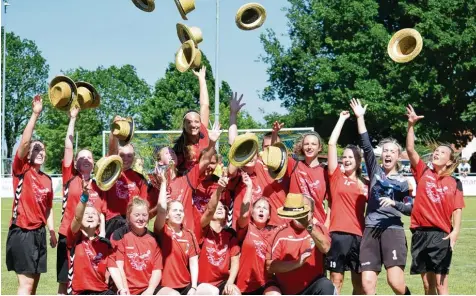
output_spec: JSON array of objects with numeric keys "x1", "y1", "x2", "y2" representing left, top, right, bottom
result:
[
  {"x1": 153, "y1": 169, "x2": 218, "y2": 295},
  {"x1": 405, "y1": 105, "x2": 464, "y2": 295},
  {"x1": 326, "y1": 111, "x2": 368, "y2": 294},
  {"x1": 197, "y1": 175, "x2": 241, "y2": 295},
  {"x1": 56, "y1": 106, "x2": 107, "y2": 294},
  {"x1": 105, "y1": 115, "x2": 148, "y2": 239},
  {"x1": 350, "y1": 98, "x2": 412, "y2": 295},
  {"x1": 267, "y1": 194, "x2": 335, "y2": 295},
  {"x1": 235, "y1": 172, "x2": 283, "y2": 295},
  {"x1": 173, "y1": 66, "x2": 211, "y2": 175},
  {"x1": 6, "y1": 95, "x2": 57, "y2": 295},
  {"x1": 66, "y1": 179, "x2": 125, "y2": 295}
]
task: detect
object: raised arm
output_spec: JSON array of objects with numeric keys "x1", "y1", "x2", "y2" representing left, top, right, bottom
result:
[
  {"x1": 328, "y1": 111, "x2": 350, "y2": 175},
  {"x1": 271, "y1": 121, "x2": 284, "y2": 145},
  {"x1": 200, "y1": 176, "x2": 229, "y2": 228},
  {"x1": 193, "y1": 66, "x2": 210, "y2": 127},
  {"x1": 228, "y1": 92, "x2": 245, "y2": 146},
  {"x1": 237, "y1": 173, "x2": 253, "y2": 229},
  {"x1": 153, "y1": 169, "x2": 168, "y2": 234},
  {"x1": 18, "y1": 95, "x2": 43, "y2": 159},
  {"x1": 64, "y1": 107, "x2": 80, "y2": 166},
  {"x1": 198, "y1": 122, "x2": 222, "y2": 176},
  {"x1": 406, "y1": 104, "x2": 424, "y2": 168},
  {"x1": 71, "y1": 179, "x2": 90, "y2": 234}
]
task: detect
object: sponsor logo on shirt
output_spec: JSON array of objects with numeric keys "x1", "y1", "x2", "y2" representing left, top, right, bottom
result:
[
  {"x1": 192, "y1": 193, "x2": 209, "y2": 213},
  {"x1": 251, "y1": 237, "x2": 266, "y2": 260},
  {"x1": 115, "y1": 180, "x2": 137, "y2": 200},
  {"x1": 205, "y1": 244, "x2": 228, "y2": 267},
  {"x1": 126, "y1": 249, "x2": 151, "y2": 271},
  {"x1": 32, "y1": 182, "x2": 50, "y2": 203},
  {"x1": 424, "y1": 181, "x2": 449, "y2": 203}
]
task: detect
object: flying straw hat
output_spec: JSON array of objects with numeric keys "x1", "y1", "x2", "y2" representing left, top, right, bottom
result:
[
  {"x1": 228, "y1": 133, "x2": 259, "y2": 167},
  {"x1": 277, "y1": 193, "x2": 311, "y2": 219},
  {"x1": 111, "y1": 117, "x2": 135, "y2": 146},
  {"x1": 94, "y1": 155, "x2": 123, "y2": 191},
  {"x1": 176, "y1": 23, "x2": 203, "y2": 46},
  {"x1": 174, "y1": 0, "x2": 195, "y2": 20},
  {"x1": 235, "y1": 3, "x2": 267, "y2": 31},
  {"x1": 387, "y1": 28, "x2": 423, "y2": 63},
  {"x1": 261, "y1": 142, "x2": 288, "y2": 180},
  {"x1": 75, "y1": 81, "x2": 101, "y2": 110},
  {"x1": 175, "y1": 40, "x2": 202, "y2": 73},
  {"x1": 131, "y1": 0, "x2": 155, "y2": 12},
  {"x1": 48, "y1": 76, "x2": 77, "y2": 112}
]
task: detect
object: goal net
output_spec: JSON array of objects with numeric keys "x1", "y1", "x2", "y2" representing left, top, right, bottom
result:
[{"x1": 102, "y1": 128, "x2": 315, "y2": 175}]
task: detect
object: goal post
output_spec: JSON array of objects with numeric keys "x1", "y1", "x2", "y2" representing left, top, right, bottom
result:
[{"x1": 102, "y1": 127, "x2": 315, "y2": 175}]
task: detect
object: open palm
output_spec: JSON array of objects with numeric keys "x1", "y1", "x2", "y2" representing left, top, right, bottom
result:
[
  {"x1": 208, "y1": 122, "x2": 222, "y2": 142},
  {"x1": 230, "y1": 92, "x2": 245, "y2": 114},
  {"x1": 350, "y1": 98, "x2": 367, "y2": 118},
  {"x1": 406, "y1": 104, "x2": 424, "y2": 125}
]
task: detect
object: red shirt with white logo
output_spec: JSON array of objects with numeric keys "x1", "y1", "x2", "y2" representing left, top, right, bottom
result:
[
  {"x1": 10, "y1": 152, "x2": 53, "y2": 230},
  {"x1": 289, "y1": 161, "x2": 329, "y2": 225},
  {"x1": 159, "y1": 225, "x2": 200, "y2": 289},
  {"x1": 236, "y1": 222, "x2": 283, "y2": 293},
  {"x1": 104, "y1": 169, "x2": 148, "y2": 221},
  {"x1": 329, "y1": 170, "x2": 367, "y2": 236},
  {"x1": 60, "y1": 159, "x2": 106, "y2": 236},
  {"x1": 108, "y1": 226, "x2": 163, "y2": 295},
  {"x1": 270, "y1": 223, "x2": 329, "y2": 295},
  {"x1": 175, "y1": 123, "x2": 209, "y2": 173},
  {"x1": 67, "y1": 227, "x2": 111, "y2": 294},
  {"x1": 198, "y1": 226, "x2": 240, "y2": 286},
  {"x1": 410, "y1": 160, "x2": 465, "y2": 234}
]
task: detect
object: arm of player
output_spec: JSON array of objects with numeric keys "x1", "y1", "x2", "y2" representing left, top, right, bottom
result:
[
  {"x1": 328, "y1": 111, "x2": 350, "y2": 175},
  {"x1": 153, "y1": 171, "x2": 168, "y2": 235},
  {"x1": 297, "y1": 217, "x2": 331, "y2": 254},
  {"x1": 64, "y1": 107, "x2": 79, "y2": 167},
  {"x1": 99, "y1": 213, "x2": 106, "y2": 237},
  {"x1": 198, "y1": 122, "x2": 222, "y2": 176},
  {"x1": 267, "y1": 251, "x2": 312, "y2": 274},
  {"x1": 189, "y1": 255, "x2": 199, "y2": 292},
  {"x1": 406, "y1": 105, "x2": 424, "y2": 168},
  {"x1": 200, "y1": 177, "x2": 228, "y2": 228},
  {"x1": 18, "y1": 95, "x2": 43, "y2": 159},
  {"x1": 142, "y1": 270, "x2": 162, "y2": 295},
  {"x1": 227, "y1": 93, "x2": 245, "y2": 178},
  {"x1": 193, "y1": 66, "x2": 210, "y2": 128},
  {"x1": 237, "y1": 173, "x2": 253, "y2": 229},
  {"x1": 46, "y1": 206, "x2": 57, "y2": 248},
  {"x1": 444, "y1": 208, "x2": 462, "y2": 251},
  {"x1": 271, "y1": 121, "x2": 284, "y2": 145},
  {"x1": 71, "y1": 180, "x2": 90, "y2": 234},
  {"x1": 108, "y1": 267, "x2": 129, "y2": 295}
]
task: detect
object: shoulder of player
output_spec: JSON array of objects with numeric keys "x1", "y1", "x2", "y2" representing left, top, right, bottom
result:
[
  {"x1": 97, "y1": 236, "x2": 113, "y2": 249},
  {"x1": 111, "y1": 225, "x2": 130, "y2": 241},
  {"x1": 450, "y1": 176, "x2": 463, "y2": 191}
]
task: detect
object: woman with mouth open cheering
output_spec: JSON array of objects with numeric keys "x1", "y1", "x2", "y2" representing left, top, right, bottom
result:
[{"x1": 350, "y1": 98, "x2": 412, "y2": 295}]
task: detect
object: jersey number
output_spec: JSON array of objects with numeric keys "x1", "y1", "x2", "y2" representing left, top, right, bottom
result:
[{"x1": 392, "y1": 250, "x2": 397, "y2": 260}]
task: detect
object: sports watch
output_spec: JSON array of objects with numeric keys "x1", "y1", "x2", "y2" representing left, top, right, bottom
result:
[{"x1": 306, "y1": 224, "x2": 313, "y2": 233}]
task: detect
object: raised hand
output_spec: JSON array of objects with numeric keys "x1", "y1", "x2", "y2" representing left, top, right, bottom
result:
[
  {"x1": 32, "y1": 94, "x2": 43, "y2": 115},
  {"x1": 272, "y1": 121, "x2": 285, "y2": 133},
  {"x1": 70, "y1": 106, "x2": 80, "y2": 119},
  {"x1": 242, "y1": 172, "x2": 252, "y2": 188},
  {"x1": 208, "y1": 121, "x2": 222, "y2": 143},
  {"x1": 192, "y1": 65, "x2": 207, "y2": 80},
  {"x1": 340, "y1": 110, "x2": 350, "y2": 120},
  {"x1": 299, "y1": 251, "x2": 312, "y2": 266},
  {"x1": 217, "y1": 175, "x2": 229, "y2": 189},
  {"x1": 230, "y1": 92, "x2": 245, "y2": 115},
  {"x1": 350, "y1": 98, "x2": 367, "y2": 118},
  {"x1": 81, "y1": 178, "x2": 90, "y2": 195},
  {"x1": 406, "y1": 104, "x2": 424, "y2": 126}
]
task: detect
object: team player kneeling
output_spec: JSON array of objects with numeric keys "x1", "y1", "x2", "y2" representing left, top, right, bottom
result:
[{"x1": 6, "y1": 93, "x2": 464, "y2": 295}]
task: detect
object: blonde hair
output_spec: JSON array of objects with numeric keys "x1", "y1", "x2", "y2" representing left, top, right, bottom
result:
[
  {"x1": 436, "y1": 144, "x2": 460, "y2": 177},
  {"x1": 166, "y1": 200, "x2": 183, "y2": 214},
  {"x1": 293, "y1": 132, "x2": 324, "y2": 157},
  {"x1": 126, "y1": 197, "x2": 150, "y2": 219},
  {"x1": 379, "y1": 138, "x2": 403, "y2": 171}
]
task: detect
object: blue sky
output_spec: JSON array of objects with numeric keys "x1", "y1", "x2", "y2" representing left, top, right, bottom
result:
[{"x1": 1, "y1": 0, "x2": 290, "y2": 123}]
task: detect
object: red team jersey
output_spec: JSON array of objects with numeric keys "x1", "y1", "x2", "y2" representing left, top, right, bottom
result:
[
  {"x1": 198, "y1": 226, "x2": 240, "y2": 286},
  {"x1": 159, "y1": 225, "x2": 200, "y2": 289},
  {"x1": 175, "y1": 123, "x2": 209, "y2": 173},
  {"x1": 289, "y1": 161, "x2": 329, "y2": 225},
  {"x1": 236, "y1": 222, "x2": 283, "y2": 293},
  {"x1": 10, "y1": 152, "x2": 53, "y2": 230},
  {"x1": 411, "y1": 160, "x2": 465, "y2": 234},
  {"x1": 104, "y1": 169, "x2": 148, "y2": 221},
  {"x1": 270, "y1": 223, "x2": 330, "y2": 295},
  {"x1": 66, "y1": 227, "x2": 111, "y2": 294},
  {"x1": 328, "y1": 169, "x2": 367, "y2": 236},
  {"x1": 60, "y1": 159, "x2": 106, "y2": 236},
  {"x1": 109, "y1": 226, "x2": 163, "y2": 295}
]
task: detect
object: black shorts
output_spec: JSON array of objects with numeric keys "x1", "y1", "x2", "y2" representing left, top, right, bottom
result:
[
  {"x1": 56, "y1": 233, "x2": 68, "y2": 283},
  {"x1": 6, "y1": 225, "x2": 47, "y2": 274},
  {"x1": 359, "y1": 227, "x2": 407, "y2": 272},
  {"x1": 105, "y1": 215, "x2": 126, "y2": 239},
  {"x1": 297, "y1": 275, "x2": 336, "y2": 295},
  {"x1": 197, "y1": 281, "x2": 227, "y2": 294},
  {"x1": 80, "y1": 289, "x2": 115, "y2": 295},
  {"x1": 156, "y1": 283, "x2": 192, "y2": 295},
  {"x1": 410, "y1": 228, "x2": 452, "y2": 275},
  {"x1": 242, "y1": 281, "x2": 279, "y2": 295},
  {"x1": 326, "y1": 232, "x2": 361, "y2": 273}
]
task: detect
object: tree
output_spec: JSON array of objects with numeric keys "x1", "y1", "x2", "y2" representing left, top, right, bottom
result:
[
  {"x1": 36, "y1": 65, "x2": 152, "y2": 172},
  {"x1": 260, "y1": 0, "x2": 476, "y2": 147},
  {"x1": 1, "y1": 29, "x2": 49, "y2": 159}
]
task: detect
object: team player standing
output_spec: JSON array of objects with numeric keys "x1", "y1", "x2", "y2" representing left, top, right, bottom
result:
[{"x1": 6, "y1": 75, "x2": 465, "y2": 295}]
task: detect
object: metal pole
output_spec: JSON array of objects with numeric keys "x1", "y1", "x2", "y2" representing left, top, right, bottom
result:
[
  {"x1": 1, "y1": 1, "x2": 8, "y2": 177},
  {"x1": 214, "y1": 0, "x2": 220, "y2": 150}
]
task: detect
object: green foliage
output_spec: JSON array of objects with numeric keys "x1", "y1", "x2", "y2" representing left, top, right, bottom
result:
[
  {"x1": 260, "y1": 0, "x2": 476, "y2": 147},
  {"x1": 1, "y1": 29, "x2": 49, "y2": 158}
]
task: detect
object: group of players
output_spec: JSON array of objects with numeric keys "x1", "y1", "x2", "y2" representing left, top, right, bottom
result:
[{"x1": 6, "y1": 67, "x2": 464, "y2": 295}]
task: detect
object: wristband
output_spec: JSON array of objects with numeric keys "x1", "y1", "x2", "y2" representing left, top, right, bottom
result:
[{"x1": 80, "y1": 193, "x2": 89, "y2": 203}]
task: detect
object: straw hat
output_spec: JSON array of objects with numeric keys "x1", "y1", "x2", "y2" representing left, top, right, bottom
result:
[
  {"x1": 75, "y1": 81, "x2": 101, "y2": 110},
  {"x1": 229, "y1": 133, "x2": 259, "y2": 167},
  {"x1": 94, "y1": 155, "x2": 123, "y2": 191},
  {"x1": 48, "y1": 76, "x2": 77, "y2": 112},
  {"x1": 175, "y1": 40, "x2": 202, "y2": 73},
  {"x1": 131, "y1": 0, "x2": 155, "y2": 12},
  {"x1": 174, "y1": 0, "x2": 195, "y2": 20},
  {"x1": 277, "y1": 193, "x2": 311, "y2": 219},
  {"x1": 235, "y1": 3, "x2": 267, "y2": 31},
  {"x1": 261, "y1": 142, "x2": 288, "y2": 180},
  {"x1": 387, "y1": 28, "x2": 423, "y2": 63},
  {"x1": 111, "y1": 117, "x2": 135, "y2": 146},
  {"x1": 176, "y1": 23, "x2": 203, "y2": 46}
]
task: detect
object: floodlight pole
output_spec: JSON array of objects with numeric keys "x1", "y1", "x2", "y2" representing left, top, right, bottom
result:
[{"x1": 214, "y1": 0, "x2": 220, "y2": 150}]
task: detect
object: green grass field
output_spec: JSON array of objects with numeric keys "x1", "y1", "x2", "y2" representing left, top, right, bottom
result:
[{"x1": 2, "y1": 198, "x2": 476, "y2": 295}]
